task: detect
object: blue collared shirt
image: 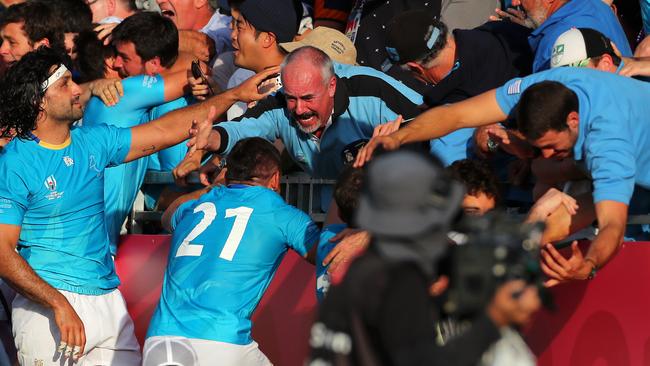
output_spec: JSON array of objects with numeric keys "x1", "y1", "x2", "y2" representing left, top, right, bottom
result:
[{"x1": 496, "y1": 67, "x2": 650, "y2": 205}]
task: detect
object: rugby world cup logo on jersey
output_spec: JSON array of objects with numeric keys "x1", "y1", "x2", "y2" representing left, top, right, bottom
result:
[{"x1": 44, "y1": 175, "x2": 64, "y2": 200}]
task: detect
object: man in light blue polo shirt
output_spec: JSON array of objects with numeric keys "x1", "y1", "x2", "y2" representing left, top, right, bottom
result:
[
  {"x1": 195, "y1": 46, "x2": 426, "y2": 181},
  {"x1": 511, "y1": 0, "x2": 631, "y2": 72},
  {"x1": 357, "y1": 67, "x2": 650, "y2": 287}
]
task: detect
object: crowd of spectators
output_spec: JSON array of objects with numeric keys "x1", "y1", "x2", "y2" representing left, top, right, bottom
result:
[{"x1": 0, "y1": 0, "x2": 649, "y2": 364}]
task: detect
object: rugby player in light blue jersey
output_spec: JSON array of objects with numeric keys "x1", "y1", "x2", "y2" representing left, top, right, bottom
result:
[
  {"x1": 357, "y1": 66, "x2": 650, "y2": 288},
  {"x1": 145, "y1": 138, "x2": 319, "y2": 366},
  {"x1": 83, "y1": 12, "x2": 196, "y2": 254},
  {"x1": 0, "y1": 47, "x2": 277, "y2": 365}
]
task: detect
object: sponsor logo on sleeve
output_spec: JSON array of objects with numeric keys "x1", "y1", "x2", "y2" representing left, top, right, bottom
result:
[
  {"x1": 142, "y1": 75, "x2": 158, "y2": 88},
  {"x1": 507, "y1": 79, "x2": 523, "y2": 95}
]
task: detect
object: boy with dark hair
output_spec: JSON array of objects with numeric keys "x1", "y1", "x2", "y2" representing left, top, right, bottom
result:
[
  {"x1": 316, "y1": 166, "x2": 364, "y2": 301},
  {"x1": 0, "y1": 2, "x2": 65, "y2": 67},
  {"x1": 447, "y1": 159, "x2": 500, "y2": 216}
]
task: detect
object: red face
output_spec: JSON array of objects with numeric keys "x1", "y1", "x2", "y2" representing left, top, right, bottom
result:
[
  {"x1": 531, "y1": 129, "x2": 577, "y2": 160},
  {"x1": 282, "y1": 63, "x2": 336, "y2": 134},
  {"x1": 113, "y1": 41, "x2": 146, "y2": 78},
  {"x1": 157, "y1": 0, "x2": 200, "y2": 30}
]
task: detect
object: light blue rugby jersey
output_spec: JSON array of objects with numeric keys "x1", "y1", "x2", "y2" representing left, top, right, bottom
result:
[
  {"x1": 83, "y1": 74, "x2": 166, "y2": 254},
  {"x1": 143, "y1": 96, "x2": 193, "y2": 209},
  {"x1": 0, "y1": 125, "x2": 131, "y2": 295},
  {"x1": 496, "y1": 67, "x2": 650, "y2": 205},
  {"x1": 147, "y1": 185, "x2": 320, "y2": 344}
]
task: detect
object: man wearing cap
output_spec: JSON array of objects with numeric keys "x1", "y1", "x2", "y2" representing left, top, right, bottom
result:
[
  {"x1": 551, "y1": 27, "x2": 623, "y2": 72},
  {"x1": 510, "y1": 0, "x2": 631, "y2": 72},
  {"x1": 551, "y1": 27, "x2": 650, "y2": 81},
  {"x1": 387, "y1": 12, "x2": 532, "y2": 107},
  {"x1": 357, "y1": 65, "x2": 650, "y2": 287},
  {"x1": 309, "y1": 150, "x2": 541, "y2": 365},
  {"x1": 385, "y1": 11, "x2": 533, "y2": 165}
]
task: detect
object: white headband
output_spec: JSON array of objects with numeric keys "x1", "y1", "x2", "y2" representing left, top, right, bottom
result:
[{"x1": 41, "y1": 64, "x2": 68, "y2": 91}]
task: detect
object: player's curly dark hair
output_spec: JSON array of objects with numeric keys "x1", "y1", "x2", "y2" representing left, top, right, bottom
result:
[
  {"x1": 447, "y1": 159, "x2": 500, "y2": 203},
  {"x1": 0, "y1": 47, "x2": 70, "y2": 140}
]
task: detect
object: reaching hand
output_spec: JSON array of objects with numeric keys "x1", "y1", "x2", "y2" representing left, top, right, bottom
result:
[
  {"x1": 198, "y1": 154, "x2": 225, "y2": 186},
  {"x1": 94, "y1": 23, "x2": 118, "y2": 46},
  {"x1": 173, "y1": 150, "x2": 204, "y2": 186},
  {"x1": 634, "y1": 35, "x2": 650, "y2": 58},
  {"x1": 233, "y1": 66, "x2": 282, "y2": 103},
  {"x1": 489, "y1": 7, "x2": 535, "y2": 28},
  {"x1": 372, "y1": 115, "x2": 403, "y2": 138},
  {"x1": 53, "y1": 299, "x2": 86, "y2": 362},
  {"x1": 187, "y1": 106, "x2": 218, "y2": 154},
  {"x1": 619, "y1": 58, "x2": 650, "y2": 78},
  {"x1": 353, "y1": 135, "x2": 402, "y2": 168},
  {"x1": 323, "y1": 229, "x2": 370, "y2": 275},
  {"x1": 90, "y1": 78, "x2": 124, "y2": 106},
  {"x1": 540, "y1": 241, "x2": 592, "y2": 287},
  {"x1": 188, "y1": 73, "x2": 211, "y2": 101},
  {"x1": 529, "y1": 188, "x2": 579, "y2": 222}
]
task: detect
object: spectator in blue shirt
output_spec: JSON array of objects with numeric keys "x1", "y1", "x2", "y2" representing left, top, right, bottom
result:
[
  {"x1": 357, "y1": 67, "x2": 650, "y2": 287},
  {"x1": 511, "y1": 0, "x2": 631, "y2": 71}
]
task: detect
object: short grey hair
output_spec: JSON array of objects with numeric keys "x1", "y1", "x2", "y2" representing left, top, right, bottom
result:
[{"x1": 281, "y1": 46, "x2": 335, "y2": 85}]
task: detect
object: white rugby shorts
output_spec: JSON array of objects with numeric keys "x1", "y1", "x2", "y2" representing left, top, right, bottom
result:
[
  {"x1": 12, "y1": 289, "x2": 141, "y2": 365},
  {"x1": 143, "y1": 336, "x2": 272, "y2": 366}
]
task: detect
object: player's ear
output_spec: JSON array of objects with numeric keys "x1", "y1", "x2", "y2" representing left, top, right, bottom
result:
[{"x1": 269, "y1": 169, "x2": 281, "y2": 193}]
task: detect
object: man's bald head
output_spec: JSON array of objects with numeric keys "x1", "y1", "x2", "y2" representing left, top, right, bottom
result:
[{"x1": 280, "y1": 46, "x2": 337, "y2": 134}]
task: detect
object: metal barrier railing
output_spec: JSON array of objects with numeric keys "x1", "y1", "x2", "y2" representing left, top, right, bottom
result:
[
  {"x1": 129, "y1": 171, "x2": 337, "y2": 232},
  {"x1": 130, "y1": 171, "x2": 650, "y2": 233}
]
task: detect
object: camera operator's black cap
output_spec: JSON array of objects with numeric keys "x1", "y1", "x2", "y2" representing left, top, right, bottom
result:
[
  {"x1": 385, "y1": 10, "x2": 443, "y2": 64},
  {"x1": 356, "y1": 150, "x2": 464, "y2": 237}
]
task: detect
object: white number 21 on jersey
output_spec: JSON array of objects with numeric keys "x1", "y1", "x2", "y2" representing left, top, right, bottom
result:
[{"x1": 175, "y1": 203, "x2": 254, "y2": 261}]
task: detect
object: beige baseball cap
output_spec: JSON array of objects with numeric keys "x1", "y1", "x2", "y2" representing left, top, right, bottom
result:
[{"x1": 280, "y1": 26, "x2": 358, "y2": 65}]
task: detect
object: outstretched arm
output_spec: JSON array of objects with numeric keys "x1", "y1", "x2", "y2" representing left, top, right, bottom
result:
[
  {"x1": 124, "y1": 66, "x2": 280, "y2": 162},
  {"x1": 354, "y1": 90, "x2": 507, "y2": 167}
]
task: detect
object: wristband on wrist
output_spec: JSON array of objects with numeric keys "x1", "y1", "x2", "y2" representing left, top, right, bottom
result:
[{"x1": 585, "y1": 258, "x2": 598, "y2": 280}]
